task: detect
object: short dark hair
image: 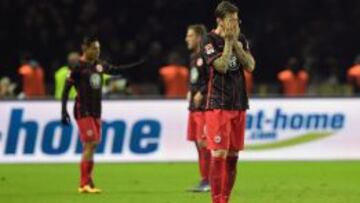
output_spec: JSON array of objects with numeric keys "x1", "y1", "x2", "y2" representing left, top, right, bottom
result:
[
  {"x1": 187, "y1": 24, "x2": 207, "y2": 37},
  {"x1": 82, "y1": 36, "x2": 99, "y2": 47},
  {"x1": 215, "y1": 1, "x2": 239, "y2": 19}
]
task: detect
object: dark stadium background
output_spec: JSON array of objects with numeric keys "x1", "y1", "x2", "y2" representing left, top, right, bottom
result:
[{"x1": 0, "y1": 0, "x2": 359, "y2": 95}]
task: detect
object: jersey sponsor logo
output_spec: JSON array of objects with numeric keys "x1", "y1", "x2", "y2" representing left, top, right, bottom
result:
[
  {"x1": 190, "y1": 67, "x2": 199, "y2": 84},
  {"x1": 89, "y1": 73, "x2": 101, "y2": 89},
  {"x1": 205, "y1": 43, "x2": 215, "y2": 55},
  {"x1": 86, "y1": 130, "x2": 93, "y2": 137},
  {"x1": 228, "y1": 55, "x2": 239, "y2": 71},
  {"x1": 214, "y1": 135, "x2": 222, "y2": 144}
]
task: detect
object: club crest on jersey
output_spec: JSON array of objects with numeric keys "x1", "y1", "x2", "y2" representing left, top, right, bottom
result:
[
  {"x1": 196, "y1": 58, "x2": 204, "y2": 67},
  {"x1": 190, "y1": 67, "x2": 199, "y2": 84},
  {"x1": 96, "y1": 64, "x2": 103, "y2": 72},
  {"x1": 228, "y1": 55, "x2": 239, "y2": 71},
  {"x1": 89, "y1": 73, "x2": 101, "y2": 89},
  {"x1": 214, "y1": 135, "x2": 222, "y2": 144},
  {"x1": 86, "y1": 130, "x2": 94, "y2": 137},
  {"x1": 205, "y1": 43, "x2": 215, "y2": 55}
]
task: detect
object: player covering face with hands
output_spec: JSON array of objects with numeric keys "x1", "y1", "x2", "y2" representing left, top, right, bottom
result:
[
  {"x1": 61, "y1": 36, "x2": 144, "y2": 194},
  {"x1": 202, "y1": 1, "x2": 255, "y2": 203},
  {"x1": 214, "y1": 5, "x2": 254, "y2": 74}
]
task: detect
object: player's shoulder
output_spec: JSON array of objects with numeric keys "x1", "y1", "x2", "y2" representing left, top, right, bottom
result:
[
  {"x1": 203, "y1": 31, "x2": 220, "y2": 44},
  {"x1": 202, "y1": 31, "x2": 222, "y2": 56}
]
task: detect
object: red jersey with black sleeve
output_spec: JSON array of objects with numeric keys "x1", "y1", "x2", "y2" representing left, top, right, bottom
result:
[
  {"x1": 202, "y1": 31, "x2": 250, "y2": 110},
  {"x1": 66, "y1": 59, "x2": 124, "y2": 119},
  {"x1": 188, "y1": 52, "x2": 208, "y2": 111}
]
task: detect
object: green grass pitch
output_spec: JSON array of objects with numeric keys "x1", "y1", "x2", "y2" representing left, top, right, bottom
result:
[{"x1": 0, "y1": 161, "x2": 359, "y2": 203}]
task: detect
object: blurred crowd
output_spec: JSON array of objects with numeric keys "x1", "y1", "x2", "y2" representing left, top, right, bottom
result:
[{"x1": 1, "y1": 0, "x2": 360, "y2": 99}]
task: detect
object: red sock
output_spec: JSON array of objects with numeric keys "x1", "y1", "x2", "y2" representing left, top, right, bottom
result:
[
  {"x1": 222, "y1": 156, "x2": 238, "y2": 203},
  {"x1": 88, "y1": 160, "x2": 94, "y2": 187},
  {"x1": 199, "y1": 147, "x2": 211, "y2": 182},
  {"x1": 80, "y1": 160, "x2": 90, "y2": 187},
  {"x1": 210, "y1": 157, "x2": 226, "y2": 203}
]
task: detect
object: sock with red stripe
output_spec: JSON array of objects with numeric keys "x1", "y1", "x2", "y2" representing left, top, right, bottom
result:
[
  {"x1": 222, "y1": 156, "x2": 239, "y2": 203},
  {"x1": 210, "y1": 157, "x2": 226, "y2": 203}
]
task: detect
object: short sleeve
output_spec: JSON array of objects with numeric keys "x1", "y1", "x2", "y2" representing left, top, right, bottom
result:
[{"x1": 201, "y1": 35, "x2": 222, "y2": 66}]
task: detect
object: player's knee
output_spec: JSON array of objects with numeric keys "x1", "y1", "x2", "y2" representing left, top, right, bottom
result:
[
  {"x1": 85, "y1": 142, "x2": 98, "y2": 149},
  {"x1": 211, "y1": 149, "x2": 228, "y2": 158},
  {"x1": 91, "y1": 142, "x2": 98, "y2": 149},
  {"x1": 83, "y1": 142, "x2": 97, "y2": 154},
  {"x1": 82, "y1": 146, "x2": 94, "y2": 160}
]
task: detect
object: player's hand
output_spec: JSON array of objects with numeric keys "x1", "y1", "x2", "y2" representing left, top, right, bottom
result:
[
  {"x1": 237, "y1": 41, "x2": 244, "y2": 49},
  {"x1": 193, "y1": 92, "x2": 203, "y2": 108},
  {"x1": 224, "y1": 19, "x2": 237, "y2": 40},
  {"x1": 235, "y1": 24, "x2": 241, "y2": 39},
  {"x1": 61, "y1": 111, "x2": 71, "y2": 126},
  {"x1": 187, "y1": 91, "x2": 191, "y2": 102}
]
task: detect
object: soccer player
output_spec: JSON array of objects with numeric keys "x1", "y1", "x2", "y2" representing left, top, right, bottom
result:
[
  {"x1": 61, "y1": 36, "x2": 143, "y2": 193},
  {"x1": 185, "y1": 24, "x2": 210, "y2": 192},
  {"x1": 202, "y1": 1, "x2": 255, "y2": 203}
]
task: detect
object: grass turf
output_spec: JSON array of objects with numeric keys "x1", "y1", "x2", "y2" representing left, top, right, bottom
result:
[{"x1": 0, "y1": 161, "x2": 359, "y2": 203}]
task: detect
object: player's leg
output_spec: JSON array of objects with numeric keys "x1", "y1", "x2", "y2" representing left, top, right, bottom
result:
[
  {"x1": 77, "y1": 117, "x2": 101, "y2": 193},
  {"x1": 80, "y1": 141, "x2": 96, "y2": 187},
  {"x1": 199, "y1": 112, "x2": 210, "y2": 181},
  {"x1": 197, "y1": 139, "x2": 210, "y2": 188},
  {"x1": 189, "y1": 112, "x2": 211, "y2": 192},
  {"x1": 190, "y1": 139, "x2": 211, "y2": 192},
  {"x1": 187, "y1": 112, "x2": 202, "y2": 191},
  {"x1": 87, "y1": 118, "x2": 101, "y2": 189},
  {"x1": 196, "y1": 112, "x2": 211, "y2": 191},
  {"x1": 79, "y1": 141, "x2": 101, "y2": 193},
  {"x1": 85, "y1": 141, "x2": 98, "y2": 186},
  {"x1": 221, "y1": 150, "x2": 239, "y2": 203},
  {"x1": 206, "y1": 110, "x2": 231, "y2": 203},
  {"x1": 210, "y1": 149, "x2": 228, "y2": 203},
  {"x1": 221, "y1": 111, "x2": 246, "y2": 203}
]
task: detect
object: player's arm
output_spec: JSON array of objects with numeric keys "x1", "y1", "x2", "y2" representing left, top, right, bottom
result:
[
  {"x1": 61, "y1": 79, "x2": 72, "y2": 126},
  {"x1": 61, "y1": 65, "x2": 78, "y2": 126},
  {"x1": 193, "y1": 91, "x2": 204, "y2": 108},
  {"x1": 233, "y1": 41, "x2": 255, "y2": 72},
  {"x1": 213, "y1": 38, "x2": 234, "y2": 74},
  {"x1": 212, "y1": 20, "x2": 239, "y2": 74},
  {"x1": 194, "y1": 60, "x2": 208, "y2": 107},
  {"x1": 103, "y1": 58, "x2": 146, "y2": 75}
]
